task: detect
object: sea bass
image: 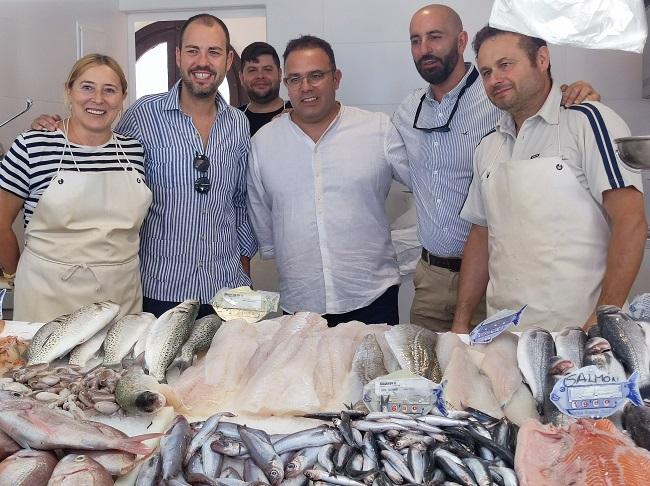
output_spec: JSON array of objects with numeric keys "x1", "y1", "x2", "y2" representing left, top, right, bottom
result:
[
  {"x1": 170, "y1": 314, "x2": 222, "y2": 371},
  {"x1": 623, "y1": 403, "x2": 650, "y2": 451},
  {"x1": 145, "y1": 300, "x2": 199, "y2": 382},
  {"x1": 385, "y1": 324, "x2": 442, "y2": 382},
  {"x1": 597, "y1": 305, "x2": 650, "y2": 382},
  {"x1": 0, "y1": 390, "x2": 158, "y2": 455},
  {"x1": 0, "y1": 449, "x2": 57, "y2": 486},
  {"x1": 554, "y1": 327, "x2": 587, "y2": 368},
  {"x1": 517, "y1": 327, "x2": 556, "y2": 414},
  {"x1": 115, "y1": 366, "x2": 167, "y2": 415},
  {"x1": 27, "y1": 302, "x2": 120, "y2": 365},
  {"x1": 47, "y1": 454, "x2": 113, "y2": 486},
  {"x1": 103, "y1": 312, "x2": 156, "y2": 367}
]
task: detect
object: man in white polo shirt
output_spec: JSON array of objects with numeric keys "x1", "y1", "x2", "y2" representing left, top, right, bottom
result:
[{"x1": 451, "y1": 26, "x2": 646, "y2": 332}]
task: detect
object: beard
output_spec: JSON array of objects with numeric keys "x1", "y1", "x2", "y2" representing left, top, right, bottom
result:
[
  {"x1": 415, "y1": 49, "x2": 459, "y2": 85},
  {"x1": 246, "y1": 81, "x2": 281, "y2": 104},
  {"x1": 180, "y1": 66, "x2": 222, "y2": 99}
]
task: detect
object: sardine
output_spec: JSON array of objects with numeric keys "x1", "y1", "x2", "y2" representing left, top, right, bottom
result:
[
  {"x1": 134, "y1": 453, "x2": 162, "y2": 486},
  {"x1": 0, "y1": 449, "x2": 58, "y2": 485},
  {"x1": 27, "y1": 302, "x2": 120, "y2": 365},
  {"x1": 171, "y1": 314, "x2": 222, "y2": 371},
  {"x1": 185, "y1": 411, "x2": 235, "y2": 465},
  {"x1": 239, "y1": 425, "x2": 284, "y2": 486},
  {"x1": 47, "y1": 454, "x2": 114, "y2": 485},
  {"x1": 273, "y1": 426, "x2": 343, "y2": 455},
  {"x1": 145, "y1": 300, "x2": 199, "y2": 382},
  {"x1": 160, "y1": 415, "x2": 192, "y2": 480},
  {"x1": 103, "y1": 312, "x2": 156, "y2": 367}
]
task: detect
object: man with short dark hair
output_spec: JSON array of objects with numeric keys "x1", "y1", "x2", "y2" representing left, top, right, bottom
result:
[
  {"x1": 389, "y1": 4, "x2": 600, "y2": 332},
  {"x1": 452, "y1": 26, "x2": 646, "y2": 332},
  {"x1": 238, "y1": 42, "x2": 291, "y2": 136},
  {"x1": 246, "y1": 35, "x2": 410, "y2": 326}
]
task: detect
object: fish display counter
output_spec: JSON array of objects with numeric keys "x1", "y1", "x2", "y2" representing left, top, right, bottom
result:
[{"x1": 0, "y1": 303, "x2": 650, "y2": 485}]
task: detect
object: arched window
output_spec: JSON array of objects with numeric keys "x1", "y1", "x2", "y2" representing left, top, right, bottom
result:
[{"x1": 134, "y1": 20, "x2": 247, "y2": 106}]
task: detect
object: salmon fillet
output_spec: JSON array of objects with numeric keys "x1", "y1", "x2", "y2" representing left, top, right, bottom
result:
[{"x1": 516, "y1": 418, "x2": 650, "y2": 485}]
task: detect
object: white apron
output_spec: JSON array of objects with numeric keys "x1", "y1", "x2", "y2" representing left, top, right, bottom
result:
[
  {"x1": 482, "y1": 125, "x2": 610, "y2": 331},
  {"x1": 13, "y1": 129, "x2": 152, "y2": 322}
]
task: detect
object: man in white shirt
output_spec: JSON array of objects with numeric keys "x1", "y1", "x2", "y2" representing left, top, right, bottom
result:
[
  {"x1": 452, "y1": 26, "x2": 646, "y2": 332},
  {"x1": 246, "y1": 35, "x2": 410, "y2": 325}
]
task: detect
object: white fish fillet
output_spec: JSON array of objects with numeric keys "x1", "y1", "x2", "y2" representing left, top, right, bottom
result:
[
  {"x1": 435, "y1": 332, "x2": 468, "y2": 373},
  {"x1": 442, "y1": 346, "x2": 504, "y2": 419}
]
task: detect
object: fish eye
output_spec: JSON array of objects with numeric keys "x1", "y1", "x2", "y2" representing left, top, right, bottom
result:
[{"x1": 270, "y1": 470, "x2": 280, "y2": 478}]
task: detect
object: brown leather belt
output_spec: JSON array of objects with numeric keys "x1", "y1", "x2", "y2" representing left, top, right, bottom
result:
[{"x1": 421, "y1": 248, "x2": 462, "y2": 272}]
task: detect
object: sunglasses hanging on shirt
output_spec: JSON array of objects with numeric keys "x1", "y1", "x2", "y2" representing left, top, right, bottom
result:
[
  {"x1": 193, "y1": 153, "x2": 211, "y2": 194},
  {"x1": 412, "y1": 66, "x2": 479, "y2": 133}
]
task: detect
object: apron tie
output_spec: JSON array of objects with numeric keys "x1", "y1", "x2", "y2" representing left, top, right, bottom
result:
[{"x1": 60, "y1": 263, "x2": 102, "y2": 291}]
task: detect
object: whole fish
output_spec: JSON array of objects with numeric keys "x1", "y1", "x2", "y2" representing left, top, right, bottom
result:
[
  {"x1": 47, "y1": 454, "x2": 113, "y2": 485},
  {"x1": 284, "y1": 447, "x2": 320, "y2": 479},
  {"x1": 170, "y1": 314, "x2": 222, "y2": 371},
  {"x1": 160, "y1": 415, "x2": 192, "y2": 480},
  {"x1": 27, "y1": 302, "x2": 120, "y2": 365},
  {"x1": 0, "y1": 449, "x2": 58, "y2": 486},
  {"x1": 623, "y1": 403, "x2": 650, "y2": 451},
  {"x1": 351, "y1": 334, "x2": 388, "y2": 385},
  {"x1": 134, "y1": 453, "x2": 162, "y2": 486},
  {"x1": 597, "y1": 305, "x2": 650, "y2": 382},
  {"x1": 25, "y1": 317, "x2": 64, "y2": 361},
  {"x1": 554, "y1": 327, "x2": 587, "y2": 368},
  {"x1": 543, "y1": 356, "x2": 576, "y2": 426},
  {"x1": 68, "y1": 327, "x2": 109, "y2": 367},
  {"x1": 0, "y1": 390, "x2": 157, "y2": 455},
  {"x1": 114, "y1": 366, "x2": 167, "y2": 415},
  {"x1": 185, "y1": 412, "x2": 235, "y2": 465},
  {"x1": 273, "y1": 426, "x2": 343, "y2": 455},
  {"x1": 517, "y1": 327, "x2": 556, "y2": 414},
  {"x1": 103, "y1": 312, "x2": 156, "y2": 367},
  {"x1": 239, "y1": 425, "x2": 284, "y2": 486},
  {"x1": 145, "y1": 300, "x2": 199, "y2": 382},
  {"x1": 0, "y1": 428, "x2": 20, "y2": 461},
  {"x1": 583, "y1": 337, "x2": 627, "y2": 380},
  {"x1": 384, "y1": 324, "x2": 442, "y2": 382}
]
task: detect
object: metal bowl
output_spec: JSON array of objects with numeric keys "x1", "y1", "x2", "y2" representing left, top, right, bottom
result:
[{"x1": 615, "y1": 136, "x2": 650, "y2": 170}]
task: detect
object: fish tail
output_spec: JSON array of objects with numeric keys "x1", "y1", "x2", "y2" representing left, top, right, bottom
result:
[
  {"x1": 117, "y1": 432, "x2": 164, "y2": 455},
  {"x1": 626, "y1": 371, "x2": 643, "y2": 406}
]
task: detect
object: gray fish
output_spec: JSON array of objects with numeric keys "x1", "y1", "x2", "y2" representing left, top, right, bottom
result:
[
  {"x1": 47, "y1": 454, "x2": 114, "y2": 485},
  {"x1": 462, "y1": 457, "x2": 491, "y2": 486},
  {"x1": 160, "y1": 415, "x2": 192, "y2": 480},
  {"x1": 26, "y1": 317, "x2": 64, "y2": 361},
  {"x1": 517, "y1": 327, "x2": 556, "y2": 414},
  {"x1": 202, "y1": 432, "x2": 224, "y2": 478},
  {"x1": 114, "y1": 365, "x2": 167, "y2": 415},
  {"x1": 171, "y1": 314, "x2": 222, "y2": 371},
  {"x1": 407, "y1": 443, "x2": 427, "y2": 484},
  {"x1": 185, "y1": 411, "x2": 235, "y2": 465},
  {"x1": 304, "y1": 469, "x2": 365, "y2": 486},
  {"x1": 0, "y1": 449, "x2": 58, "y2": 486},
  {"x1": 352, "y1": 334, "x2": 388, "y2": 385},
  {"x1": 543, "y1": 356, "x2": 576, "y2": 427},
  {"x1": 284, "y1": 447, "x2": 320, "y2": 479},
  {"x1": 385, "y1": 324, "x2": 442, "y2": 382},
  {"x1": 144, "y1": 299, "x2": 199, "y2": 382},
  {"x1": 245, "y1": 457, "x2": 270, "y2": 483},
  {"x1": 27, "y1": 301, "x2": 120, "y2": 365},
  {"x1": 623, "y1": 402, "x2": 650, "y2": 451},
  {"x1": 68, "y1": 326, "x2": 109, "y2": 367},
  {"x1": 239, "y1": 425, "x2": 284, "y2": 486},
  {"x1": 583, "y1": 337, "x2": 627, "y2": 380},
  {"x1": 597, "y1": 305, "x2": 650, "y2": 382},
  {"x1": 317, "y1": 443, "x2": 335, "y2": 473},
  {"x1": 103, "y1": 312, "x2": 156, "y2": 367},
  {"x1": 554, "y1": 327, "x2": 587, "y2": 368},
  {"x1": 432, "y1": 449, "x2": 477, "y2": 486},
  {"x1": 134, "y1": 453, "x2": 162, "y2": 486},
  {"x1": 273, "y1": 426, "x2": 343, "y2": 455}
]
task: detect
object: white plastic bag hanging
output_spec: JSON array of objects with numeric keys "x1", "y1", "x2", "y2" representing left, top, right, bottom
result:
[{"x1": 489, "y1": 0, "x2": 648, "y2": 53}]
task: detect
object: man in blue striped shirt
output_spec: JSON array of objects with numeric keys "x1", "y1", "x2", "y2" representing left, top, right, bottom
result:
[
  {"x1": 116, "y1": 14, "x2": 257, "y2": 317},
  {"x1": 453, "y1": 26, "x2": 646, "y2": 332},
  {"x1": 390, "y1": 4, "x2": 599, "y2": 332}
]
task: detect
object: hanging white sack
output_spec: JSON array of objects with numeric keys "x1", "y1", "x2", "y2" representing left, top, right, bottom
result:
[{"x1": 489, "y1": 0, "x2": 648, "y2": 53}]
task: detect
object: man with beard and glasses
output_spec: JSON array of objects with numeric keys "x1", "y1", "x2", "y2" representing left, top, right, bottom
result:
[
  {"x1": 30, "y1": 14, "x2": 257, "y2": 318},
  {"x1": 452, "y1": 27, "x2": 645, "y2": 332},
  {"x1": 238, "y1": 42, "x2": 291, "y2": 136},
  {"x1": 388, "y1": 4, "x2": 600, "y2": 332},
  {"x1": 247, "y1": 35, "x2": 411, "y2": 326}
]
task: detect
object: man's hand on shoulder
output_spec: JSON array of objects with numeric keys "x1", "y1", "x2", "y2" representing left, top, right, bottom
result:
[
  {"x1": 560, "y1": 81, "x2": 601, "y2": 107},
  {"x1": 31, "y1": 114, "x2": 62, "y2": 131}
]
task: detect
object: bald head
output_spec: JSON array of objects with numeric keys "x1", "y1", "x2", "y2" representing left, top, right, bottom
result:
[
  {"x1": 409, "y1": 4, "x2": 467, "y2": 89},
  {"x1": 410, "y1": 4, "x2": 463, "y2": 36}
]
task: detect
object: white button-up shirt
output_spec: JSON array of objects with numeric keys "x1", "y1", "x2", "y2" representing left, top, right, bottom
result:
[{"x1": 247, "y1": 105, "x2": 411, "y2": 314}]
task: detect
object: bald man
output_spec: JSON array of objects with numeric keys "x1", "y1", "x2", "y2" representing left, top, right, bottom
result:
[{"x1": 388, "y1": 4, "x2": 599, "y2": 332}]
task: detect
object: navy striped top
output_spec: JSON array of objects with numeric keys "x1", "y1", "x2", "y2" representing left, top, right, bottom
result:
[
  {"x1": 115, "y1": 81, "x2": 257, "y2": 303},
  {"x1": 0, "y1": 130, "x2": 145, "y2": 226}
]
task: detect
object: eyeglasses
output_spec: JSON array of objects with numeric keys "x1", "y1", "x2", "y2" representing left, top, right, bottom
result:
[
  {"x1": 412, "y1": 66, "x2": 479, "y2": 133},
  {"x1": 193, "y1": 153, "x2": 211, "y2": 194},
  {"x1": 284, "y1": 69, "x2": 334, "y2": 88}
]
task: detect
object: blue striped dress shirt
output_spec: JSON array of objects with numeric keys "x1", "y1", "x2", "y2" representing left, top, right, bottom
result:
[
  {"x1": 390, "y1": 64, "x2": 501, "y2": 258},
  {"x1": 116, "y1": 81, "x2": 257, "y2": 303}
]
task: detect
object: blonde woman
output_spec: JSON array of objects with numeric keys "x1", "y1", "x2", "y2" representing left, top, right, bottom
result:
[{"x1": 0, "y1": 54, "x2": 151, "y2": 321}]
